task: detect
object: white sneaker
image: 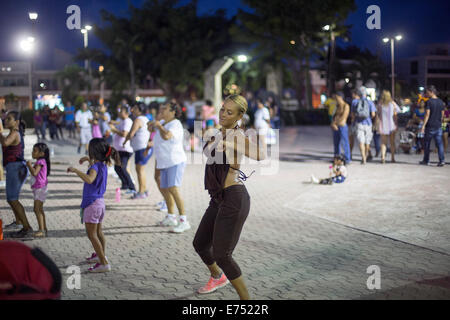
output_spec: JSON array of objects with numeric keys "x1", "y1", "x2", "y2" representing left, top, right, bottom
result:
[
  {"x1": 171, "y1": 221, "x2": 191, "y2": 233},
  {"x1": 310, "y1": 174, "x2": 319, "y2": 184},
  {"x1": 88, "y1": 263, "x2": 111, "y2": 273},
  {"x1": 159, "y1": 215, "x2": 178, "y2": 227},
  {"x1": 157, "y1": 202, "x2": 168, "y2": 213},
  {"x1": 0, "y1": 181, "x2": 6, "y2": 188}
]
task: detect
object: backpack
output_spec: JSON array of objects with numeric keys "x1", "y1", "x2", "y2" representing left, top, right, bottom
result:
[{"x1": 355, "y1": 99, "x2": 370, "y2": 121}]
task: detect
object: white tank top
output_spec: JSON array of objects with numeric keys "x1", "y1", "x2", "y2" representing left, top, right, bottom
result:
[{"x1": 131, "y1": 115, "x2": 150, "y2": 151}]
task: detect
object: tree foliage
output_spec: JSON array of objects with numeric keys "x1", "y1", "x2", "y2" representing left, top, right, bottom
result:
[
  {"x1": 232, "y1": 0, "x2": 356, "y2": 107},
  {"x1": 79, "y1": 0, "x2": 233, "y2": 103}
]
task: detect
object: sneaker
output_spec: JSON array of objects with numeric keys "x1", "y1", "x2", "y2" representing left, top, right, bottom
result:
[
  {"x1": 86, "y1": 253, "x2": 108, "y2": 264},
  {"x1": 159, "y1": 216, "x2": 178, "y2": 227},
  {"x1": 11, "y1": 228, "x2": 34, "y2": 239},
  {"x1": 197, "y1": 273, "x2": 229, "y2": 294},
  {"x1": 4, "y1": 221, "x2": 23, "y2": 231},
  {"x1": 126, "y1": 189, "x2": 137, "y2": 195},
  {"x1": 131, "y1": 192, "x2": 146, "y2": 200},
  {"x1": 437, "y1": 162, "x2": 445, "y2": 167},
  {"x1": 88, "y1": 263, "x2": 111, "y2": 273},
  {"x1": 86, "y1": 252, "x2": 98, "y2": 263},
  {"x1": 310, "y1": 174, "x2": 319, "y2": 184},
  {"x1": 171, "y1": 221, "x2": 191, "y2": 233},
  {"x1": 157, "y1": 201, "x2": 165, "y2": 208},
  {"x1": 0, "y1": 181, "x2": 5, "y2": 187},
  {"x1": 157, "y1": 202, "x2": 168, "y2": 213},
  {"x1": 419, "y1": 160, "x2": 430, "y2": 166}
]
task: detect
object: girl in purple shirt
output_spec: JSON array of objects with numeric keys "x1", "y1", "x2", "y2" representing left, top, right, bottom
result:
[
  {"x1": 26, "y1": 143, "x2": 51, "y2": 238},
  {"x1": 67, "y1": 138, "x2": 120, "y2": 273}
]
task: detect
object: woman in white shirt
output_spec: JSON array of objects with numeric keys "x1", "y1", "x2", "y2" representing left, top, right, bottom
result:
[
  {"x1": 109, "y1": 106, "x2": 136, "y2": 194},
  {"x1": 149, "y1": 101, "x2": 188, "y2": 233},
  {"x1": 377, "y1": 90, "x2": 400, "y2": 164},
  {"x1": 253, "y1": 99, "x2": 271, "y2": 146},
  {"x1": 123, "y1": 104, "x2": 152, "y2": 199}
]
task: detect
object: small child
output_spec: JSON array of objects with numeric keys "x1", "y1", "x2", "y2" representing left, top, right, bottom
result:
[
  {"x1": 91, "y1": 111, "x2": 103, "y2": 139},
  {"x1": 67, "y1": 138, "x2": 120, "y2": 273},
  {"x1": 311, "y1": 155, "x2": 348, "y2": 185},
  {"x1": 26, "y1": 143, "x2": 50, "y2": 238}
]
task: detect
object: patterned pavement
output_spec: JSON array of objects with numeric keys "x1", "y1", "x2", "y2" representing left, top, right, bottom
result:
[{"x1": 1, "y1": 126, "x2": 449, "y2": 300}]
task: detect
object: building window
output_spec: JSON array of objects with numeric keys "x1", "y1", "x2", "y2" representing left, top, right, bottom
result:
[
  {"x1": 410, "y1": 61, "x2": 418, "y2": 75},
  {"x1": 428, "y1": 60, "x2": 450, "y2": 74}
]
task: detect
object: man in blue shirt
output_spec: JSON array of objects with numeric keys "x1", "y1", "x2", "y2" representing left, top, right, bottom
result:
[
  {"x1": 350, "y1": 87, "x2": 376, "y2": 164},
  {"x1": 64, "y1": 101, "x2": 76, "y2": 139}
]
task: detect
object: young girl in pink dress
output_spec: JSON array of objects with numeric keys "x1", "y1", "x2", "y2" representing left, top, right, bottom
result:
[{"x1": 26, "y1": 143, "x2": 51, "y2": 238}]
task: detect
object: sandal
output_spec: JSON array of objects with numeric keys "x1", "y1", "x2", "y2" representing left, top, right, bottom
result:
[{"x1": 34, "y1": 230, "x2": 47, "y2": 238}]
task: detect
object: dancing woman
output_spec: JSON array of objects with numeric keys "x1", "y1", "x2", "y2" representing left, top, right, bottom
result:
[{"x1": 193, "y1": 95, "x2": 266, "y2": 300}]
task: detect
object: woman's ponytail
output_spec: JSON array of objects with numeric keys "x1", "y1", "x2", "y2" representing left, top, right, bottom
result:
[{"x1": 104, "y1": 145, "x2": 121, "y2": 167}]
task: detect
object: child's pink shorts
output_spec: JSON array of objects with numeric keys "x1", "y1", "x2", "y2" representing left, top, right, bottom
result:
[
  {"x1": 82, "y1": 198, "x2": 105, "y2": 224},
  {"x1": 32, "y1": 186, "x2": 48, "y2": 202}
]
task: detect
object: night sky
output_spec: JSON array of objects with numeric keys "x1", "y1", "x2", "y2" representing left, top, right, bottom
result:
[{"x1": 0, "y1": 0, "x2": 449, "y2": 69}]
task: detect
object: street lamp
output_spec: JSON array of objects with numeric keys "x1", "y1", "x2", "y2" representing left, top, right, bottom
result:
[
  {"x1": 81, "y1": 25, "x2": 92, "y2": 70},
  {"x1": 383, "y1": 34, "x2": 402, "y2": 99},
  {"x1": 27, "y1": 12, "x2": 38, "y2": 110},
  {"x1": 323, "y1": 24, "x2": 336, "y2": 94},
  {"x1": 28, "y1": 12, "x2": 38, "y2": 20},
  {"x1": 99, "y1": 65, "x2": 105, "y2": 105},
  {"x1": 81, "y1": 25, "x2": 93, "y2": 99}
]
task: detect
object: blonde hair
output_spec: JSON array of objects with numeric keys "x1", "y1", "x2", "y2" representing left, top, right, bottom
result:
[
  {"x1": 224, "y1": 94, "x2": 248, "y2": 114},
  {"x1": 380, "y1": 90, "x2": 393, "y2": 106}
]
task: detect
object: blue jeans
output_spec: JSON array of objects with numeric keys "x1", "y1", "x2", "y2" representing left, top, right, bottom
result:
[
  {"x1": 423, "y1": 128, "x2": 445, "y2": 163},
  {"x1": 333, "y1": 125, "x2": 351, "y2": 163},
  {"x1": 114, "y1": 151, "x2": 136, "y2": 191},
  {"x1": 5, "y1": 161, "x2": 28, "y2": 201},
  {"x1": 373, "y1": 131, "x2": 381, "y2": 154}
]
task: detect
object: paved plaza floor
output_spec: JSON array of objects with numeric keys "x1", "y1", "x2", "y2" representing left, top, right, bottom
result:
[{"x1": 1, "y1": 126, "x2": 449, "y2": 300}]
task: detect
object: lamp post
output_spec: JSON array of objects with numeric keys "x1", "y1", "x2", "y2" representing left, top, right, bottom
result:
[
  {"x1": 28, "y1": 12, "x2": 38, "y2": 110},
  {"x1": 323, "y1": 24, "x2": 336, "y2": 94},
  {"x1": 99, "y1": 65, "x2": 105, "y2": 105},
  {"x1": 81, "y1": 25, "x2": 92, "y2": 70},
  {"x1": 383, "y1": 35, "x2": 402, "y2": 99},
  {"x1": 81, "y1": 25, "x2": 92, "y2": 100}
]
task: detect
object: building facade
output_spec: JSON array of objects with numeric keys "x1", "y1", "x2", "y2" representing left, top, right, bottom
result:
[
  {"x1": 0, "y1": 60, "x2": 164, "y2": 111},
  {"x1": 399, "y1": 43, "x2": 450, "y2": 94}
]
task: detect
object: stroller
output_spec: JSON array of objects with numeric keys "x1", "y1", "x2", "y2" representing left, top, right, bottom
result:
[
  {"x1": 0, "y1": 241, "x2": 62, "y2": 300},
  {"x1": 399, "y1": 128, "x2": 416, "y2": 154}
]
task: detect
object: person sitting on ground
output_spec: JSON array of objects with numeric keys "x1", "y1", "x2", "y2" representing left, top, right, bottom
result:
[{"x1": 310, "y1": 155, "x2": 348, "y2": 185}]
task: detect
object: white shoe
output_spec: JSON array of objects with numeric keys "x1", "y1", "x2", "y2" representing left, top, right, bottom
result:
[
  {"x1": 310, "y1": 174, "x2": 319, "y2": 184},
  {"x1": 171, "y1": 221, "x2": 191, "y2": 233},
  {"x1": 159, "y1": 215, "x2": 178, "y2": 227},
  {"x1": 0, "y1": 181, "x2": 6, "y2": 188},
  {"x1": 157, "y1": 202, "x2": 168, "y2": 213},
  {"x1": 88, "y1": 263, "x2": 111, "y2": 273}
]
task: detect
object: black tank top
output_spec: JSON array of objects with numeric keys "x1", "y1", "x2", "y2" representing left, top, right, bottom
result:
[
  {"x1": 203, "y1": 129, "x2": 254, "y2": 201},
  {"x1": 2, "y1": 132, "x2": 24, "y2": 167}
]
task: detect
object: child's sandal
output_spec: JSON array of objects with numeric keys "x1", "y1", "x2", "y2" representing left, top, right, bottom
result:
[{"x1": 34, "y1": 230, "x2": 47, "y2": 238}]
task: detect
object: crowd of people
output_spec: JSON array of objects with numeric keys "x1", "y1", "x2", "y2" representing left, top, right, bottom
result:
[
  {"x1": 1, "y1": 85, "x2": 447, "y2": 299},
  {"x1": 1, "y1": 94, "x2": 267, "y2": 300},
  {"x1": 327, "y1": 85, "x2": 448, "y2": 167}
]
